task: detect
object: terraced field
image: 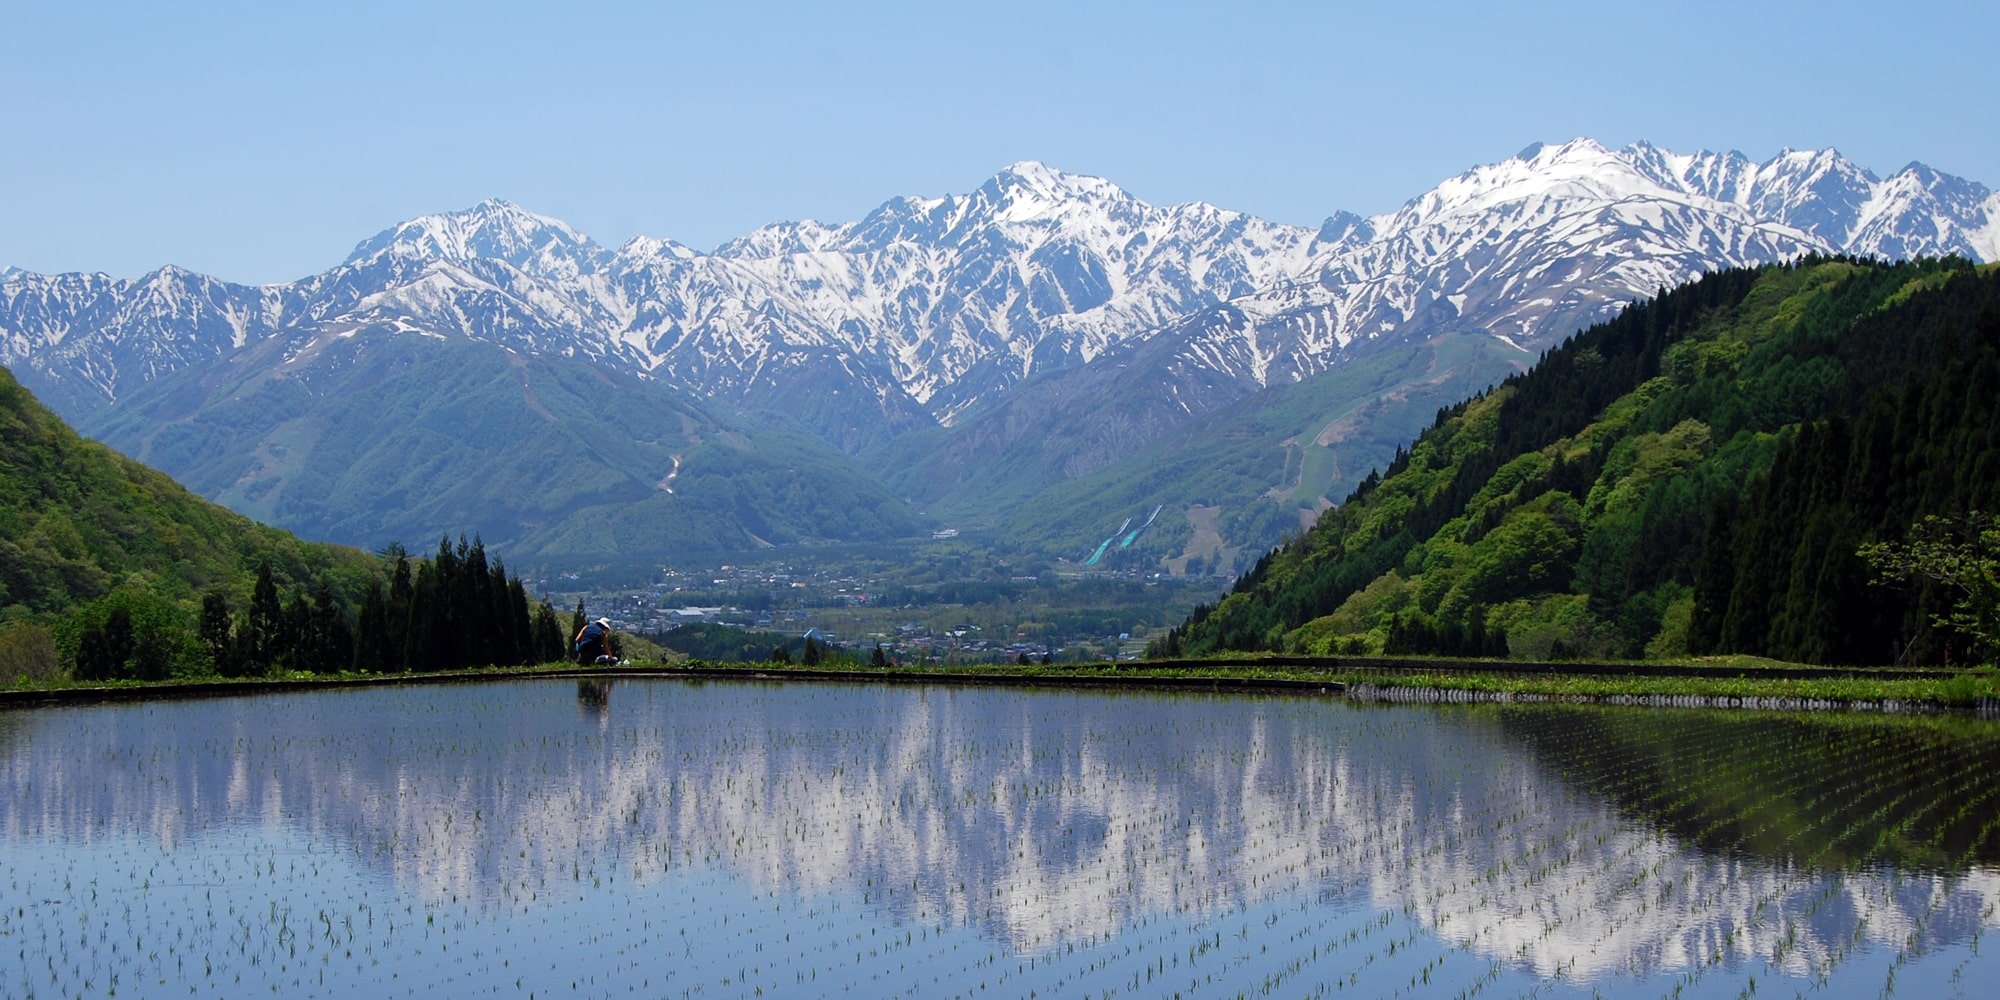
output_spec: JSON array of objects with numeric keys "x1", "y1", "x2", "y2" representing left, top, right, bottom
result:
[{"x1": 1, "y1": 679, "x2": 1993, "y2": 997}]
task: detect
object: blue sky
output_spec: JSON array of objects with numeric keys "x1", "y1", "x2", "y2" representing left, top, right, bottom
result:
[{"x1": 5, "y1": 0, "x2": 1996, "y2": 284}]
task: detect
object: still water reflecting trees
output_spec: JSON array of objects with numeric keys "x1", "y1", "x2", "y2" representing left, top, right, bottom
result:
[{"x1": 1, "y1": 680, "x2": 1994, "y2": 997}]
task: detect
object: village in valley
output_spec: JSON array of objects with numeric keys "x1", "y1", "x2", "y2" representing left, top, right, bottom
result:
[{"x1": 539, "y1": 555, "x2": 1178, "y2": 665}]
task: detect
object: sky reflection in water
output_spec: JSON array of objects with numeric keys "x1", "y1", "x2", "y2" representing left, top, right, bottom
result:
[{"x1": 1, "y1": 678, "x2": 1994, "y2": 998}]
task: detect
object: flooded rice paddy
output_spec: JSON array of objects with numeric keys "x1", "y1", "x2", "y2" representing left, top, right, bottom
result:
[{"x1": 2, "y1": 678, "x2": 1996, "y2": 998}]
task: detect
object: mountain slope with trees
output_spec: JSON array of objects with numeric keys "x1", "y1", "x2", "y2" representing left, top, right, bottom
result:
[
  {"x1": 1154, "y1": 257, "x2": 2000, "y2": 666},
  {"x1": 0, "y1": 364, "x2": 573, "y2": 682},
  {"x1": 1, "y1": 364, "x2": 376, "y2": 615},
  {"x1": 82, "y1": 329, "x2": 926, "y2": 559}
]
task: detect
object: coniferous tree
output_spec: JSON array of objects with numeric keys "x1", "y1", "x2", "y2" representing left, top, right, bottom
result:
[
  {"x1": 355, "y1": 581, "x2": 392, "y2": 672},
  {"x1": 75, "y1": 607, "x2": 135, "y2": 681},
  {"x1": 311, "y1": 578, "x2": 353, "y2": 674},
  {"x1": 406, "y1": 562, "x2": 441, "y2": 671},
  {"x1": 245, "y1": 563, "x2": 283, "y2": 676},
  {"x1": 1686, "y1": 503, "x2": 1736, "y2": 655},
  {"x1": 200, "y1": 589, "x2": 234, "y2": 676},
  {"x1": 432, "y1": 537, "x2": 464, "y2": 667},
  {"x1": 73, "y1": 620, "x2": 105, "y2": 681},
  {"x1": 1466, "y1": 611, "x2": 1488, "y2": 659},
  {"x1": 505, "y1": 575, "x2": 534, "y2": 667},
  {"x1": 387, "y1": 552, "x2": 413, "y2": 670},
  {"x1": 227, "y1": 620, "x2": 257, "y2": 678},
  {"x1": 462, "y1": 537, "x2": 494, "y2": 668},
  {"x1": 281, "y1": 591, "x2": 314, "y2": 673},
  {"x1": 532, "y1": 601, "x2": 565, "y2": 664},
  {"x1": 1438, "y1": 616, "x2": 1465, "y2": 657}
]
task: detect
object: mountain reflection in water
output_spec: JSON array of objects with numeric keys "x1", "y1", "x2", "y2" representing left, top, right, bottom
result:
[{"x1": 1, "y1": 679, "x2": 1994, "y2": 995}]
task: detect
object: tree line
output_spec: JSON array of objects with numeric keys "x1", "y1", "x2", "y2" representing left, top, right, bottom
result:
[
  {"x1": 1688, "y1": 306, "x2": 2000, "y2": 664},
  {"x1": 1152, "y1": 256, "x2": 2000, "y2": 666},
  {"x1": 72, "y1": 535, "x2": 574, "y2": 681}
]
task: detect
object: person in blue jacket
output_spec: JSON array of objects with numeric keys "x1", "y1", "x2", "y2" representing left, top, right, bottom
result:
[{"x1": 574, "y1": 617, "x2": 614, "y2": 665}]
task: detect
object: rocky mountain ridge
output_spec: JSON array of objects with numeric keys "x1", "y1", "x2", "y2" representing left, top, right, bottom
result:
[{"x1": 4, "y1": 139, "x2": 1993, "y2": 563}]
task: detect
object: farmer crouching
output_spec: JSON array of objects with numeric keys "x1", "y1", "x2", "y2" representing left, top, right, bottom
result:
[{"x1": 574, "y1": 617, "x2": 616, "y2": 665}]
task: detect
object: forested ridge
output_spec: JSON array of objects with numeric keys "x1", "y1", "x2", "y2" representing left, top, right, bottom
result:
[
  {"x1": 1, "y1": 365, "x2": 573, "y2": 682},
  {"x1": 1154, "y1": 257, "x2": 2000, "y2": 666}
]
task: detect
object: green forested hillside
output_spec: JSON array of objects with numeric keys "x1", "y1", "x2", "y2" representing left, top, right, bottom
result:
[
  {"x1": 1, "y1": 363, "x2": 382, "y2": 680},
  {"x1": 1156, "y1": 258, "x2": 2000, "y2": 665},
  {"x1": 1, "y1": 365, "x2": 378, "y2": 615},
  {"x1": 1, "y1": 366, "x2": 575, "y2": 683}
]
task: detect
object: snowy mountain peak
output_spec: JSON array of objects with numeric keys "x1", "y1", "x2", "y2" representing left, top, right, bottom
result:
[
  {"x1": 992, "y1": 160, "x2": 1111, "y2": 193},
  {"x1": 345, "y1": 198, "x2": 601, "y2": 278},
  {"x1": 1312, "y1": 211, "x2": 1374, "y2": 251},
  {"x1": 1849, "y1": 160, "x2": 1999, "y2": 261},
  {"x1": 1394, "y1": 137, "x2": 1643, "y2": 226},
  {"x1": 1520, "y1": 137, "x2": 1612, "y2": 164},
  {"x1": 614, "y1": 234, "x2": 699, "y2": 264},
  {"x1": 977, "y1": 161, "x2": 1129, "y2": 222},
  {"x1": 1769, "y1": 146, "x2": 1854, "y2": 170},
  {"x1": 713, "y1": 218, "x2": 850, "y2": 259}
]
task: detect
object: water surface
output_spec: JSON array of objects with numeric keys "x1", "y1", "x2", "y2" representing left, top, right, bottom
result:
[{"x1": 1, "y1": 678, "x2": 1995, "y2": 998}]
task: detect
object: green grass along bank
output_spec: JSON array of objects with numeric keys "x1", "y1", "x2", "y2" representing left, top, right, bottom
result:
[{"x1": 6, "y1": 653, "x2": 1996, "y2": 717}]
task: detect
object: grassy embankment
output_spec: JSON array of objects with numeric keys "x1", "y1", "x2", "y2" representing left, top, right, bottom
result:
[
  {"x1": 9, "y1": 652, "x2": 1996, "y2": 713},
  {"x1": 643, "y1": 653, "x2": 2000, "y2": 709}
]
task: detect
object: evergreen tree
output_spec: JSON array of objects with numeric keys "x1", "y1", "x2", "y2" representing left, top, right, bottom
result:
[
  {"x1": 505, "y1": 574, "x2": 533, "y2": 667},
  {"x1": 1686, "y1": 504, "x2": 1736, "y2": 655},
  {"x1": 387, "y1": 552, "x2": 413, "y2": 671},
  {"x1": 355, "y1": 581, "x2": 392, "y2": 672},
  {"x1": 462, "y1": 537, "x2": 495, "y2": 668},
  {"x1": 74, "y1": 607, "x2": 135, "y2": 681},
  {"x1": 406, "y1": 562, "x2": 441, "y2": 671},
  {"x1": 311, "y1": 577, "x2": 353, "y2": 675},
  {"x1": 432, "y1": 537, "x2": 464, "y2": 667},
  {"x1": 245, "y1": 563, "x2": 283, "y2": 676},
  {"x1": 532, "y1": 601, "x2": 565, "y2": 664},
  {"x1": 1466, "y1": 610, "x2": 1489, "y2": 659},
  {"x1": 281, "y1": 591, "x2": 314, "y2": 673},
  {"x1": 200, "y1": 589, "x2": 234, "y2": 676}
]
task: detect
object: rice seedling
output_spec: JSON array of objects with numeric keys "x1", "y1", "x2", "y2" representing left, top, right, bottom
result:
[{"x1": 0, "y1": 680, "x2": 1994, "y2": 997}]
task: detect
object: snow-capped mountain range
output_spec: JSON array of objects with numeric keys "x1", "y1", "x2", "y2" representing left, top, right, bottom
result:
[
  {"x1": 1150, "y1": 140, "x2": 1997, "y2": 397},
  {"x1": 4, "y1": 138, "x2": 1994, "y2": 560}
]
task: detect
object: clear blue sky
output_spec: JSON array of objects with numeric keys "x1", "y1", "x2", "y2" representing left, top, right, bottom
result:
[{"x1": 5, "y1": 0, "x2": 1996, "y2": 284}]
